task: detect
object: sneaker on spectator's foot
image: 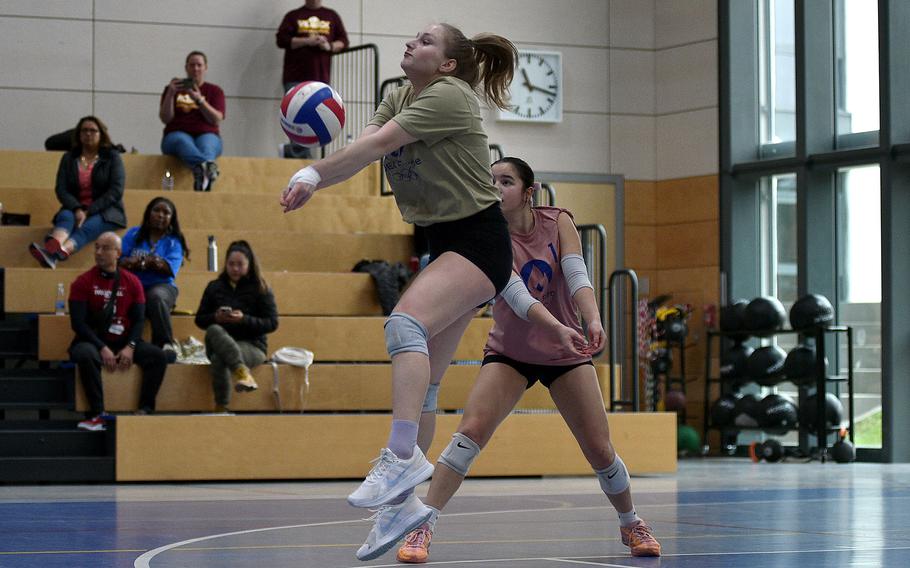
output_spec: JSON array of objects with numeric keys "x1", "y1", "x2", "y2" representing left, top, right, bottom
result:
[
  {"x1": 620, "y1": 520, "x2": 661, "y2": 557},
  {"x1": 232, "y1": 365, "x2": 258, "y2": 392},
  {"x1": 77, "y1": 416, "x2": 106, "y2": 431},
  {"x1": 355, "y1": 493, "x2": 433, "y2": 561},
  {"x1": 162, "y1": 342, "x2": 179, "y2": 364},
  {"x1": 397, "y1": 523, "x2": 433, "y2": 563},
  {"x1": 43, "y1": 236, "x2": 62, "y2": 256},
  {"x1": 347, "y1": 447, "x2": 433, "y2": 509},
  {"x1": 204, "y1": 161, "x2": 219, "y2": 191},
  {"x1": 192, "y1": 164, "x2": 208, "y2": 191},
  {"x1": 28, "y1": 242, "x2": 56, "y2": 269}
]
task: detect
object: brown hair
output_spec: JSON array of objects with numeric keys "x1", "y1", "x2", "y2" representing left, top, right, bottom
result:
[
  {"x1": 185, "y1": 50, "x2": 207, "y2": 65},
  {"x1": 71, "y1": 115, "x2": 113, "y2": 151},
  {"x1": 439, "y1": 24, "x2": 516, "y2": 110}
]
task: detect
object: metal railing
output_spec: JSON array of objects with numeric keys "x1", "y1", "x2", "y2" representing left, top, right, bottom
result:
[
  {"x1": 320, "y1": 44, "x2": 380, "y2": 159},
  {"x1": 607, "y1": 269, "x2": 640, "y2": 412},
  {"x1": 534, "y1": 182, "x2": 556, "y2": 206}
]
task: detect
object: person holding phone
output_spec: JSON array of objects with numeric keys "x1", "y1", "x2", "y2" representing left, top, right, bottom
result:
[
  {"x1": 159, "y1": 51, "x2": 226, "y2": 191},
  {"x1": 194, "y1": 241, "x2": 278, "y2": 412}
]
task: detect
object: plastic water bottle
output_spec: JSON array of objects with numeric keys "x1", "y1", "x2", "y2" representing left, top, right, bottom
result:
[
  {"x1": 54, "y1": 283, "x2": 66, "y2": 315},
  {"x1": 162, "y1": 170, "x2": 174, "y2": 191},
  {"x1": 207, "y1": 235, "x2": 218, "y2": 272}
]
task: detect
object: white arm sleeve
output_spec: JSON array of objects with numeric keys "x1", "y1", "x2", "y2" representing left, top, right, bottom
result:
[
  {"x1": 561, "y1": 253, "x2": 593, "y2": 296},
  {"x1": 501, "y1": 273, "x2": 541, "y2": 321}
]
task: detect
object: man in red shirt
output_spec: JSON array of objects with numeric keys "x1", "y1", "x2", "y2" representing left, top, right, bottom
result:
[
  {"x1": 276, "y1": 0, "x2": 348, "y2": 158},
  {"x1": 68, "y1": 232, "x2": 167, "y2": 431}
]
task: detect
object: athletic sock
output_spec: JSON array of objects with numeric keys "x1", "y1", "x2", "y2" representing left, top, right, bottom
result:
[
  {"x1": 618, "y1": 509, "x2": 642, "y2": 527},
  {"x1": 387, "y1": 419, "x2": 418, "y2": 459}
]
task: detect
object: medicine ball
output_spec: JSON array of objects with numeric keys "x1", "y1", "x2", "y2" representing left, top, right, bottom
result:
[
  {"x1": 789, "y1": 293, "x2": 835, "y2": 331},
  {"x1": 746, "y1": 345, "x2": 787, "y2": 386},
  {"x1": 750, "y1": 439, "x2": 784, "y2": 463},
  {"x1": 665, "y1": 389, "x2": 687, "y2": 414},
  {"x1": 744, "y1": 296, "x2": 787, "y2": 335},
  {"x1": 759, "y1": 393, "x2": 799, "y2": 435},
  {"x1": 733, "y1": 393, "x2": 762, "y2": 428},
  {"x1": 720, "y1": 299, "x2": 751, "y2": 342},
  {"x1": 677, "y1": 424, "x2": 702, "y2": 456},
  {"x1": 651, "y1": 348, "x2": 672, "y2": 374},
  {"x1": 832, "y1": 432, "x2": 856, "y2": 463},
  {"x1": 720, "y1": 343, "x2": 754, "y2": 384},
  {"x1": 783, "y1": 345, "x2": 827, "y2": 386},
  {"x1": 659, "y1": 315, "x2": 688, "y2": 342},
  {"x1": 710, "y1": 393, "x2": 740, "y2": 427},
  {"x1": 799, "y1": 392, "x2": 845, "y2": 431}
]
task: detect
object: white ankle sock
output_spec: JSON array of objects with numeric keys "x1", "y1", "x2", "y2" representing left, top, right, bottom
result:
[{"x1": 618, "y1": 509, "x2": 642, "y2": 527}]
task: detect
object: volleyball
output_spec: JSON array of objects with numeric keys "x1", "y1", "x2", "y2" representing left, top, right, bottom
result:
[{"x1": 279, "y1": 81, "x2": 346, "y2": 147}]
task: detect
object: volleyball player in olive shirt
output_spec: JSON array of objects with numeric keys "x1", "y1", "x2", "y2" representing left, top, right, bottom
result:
[{"x1": 281, "y1": 22, "x2": 517, "y2": 560}]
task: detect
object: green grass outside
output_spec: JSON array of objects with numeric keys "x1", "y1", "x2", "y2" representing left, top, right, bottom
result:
[{"x1": 854, "y1": 408, "x2": 882, "y2": 448}]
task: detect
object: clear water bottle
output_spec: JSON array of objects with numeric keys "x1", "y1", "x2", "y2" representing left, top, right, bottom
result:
[
  {"x1": 207, "y1": 235, "x2": 218, "y2": 272},
  {"x1": 55, "y1": 283, "x2": 66, "y2": 315},
  {"x1": 161, "y1": 170, "x2": 174, "y2": 191}
]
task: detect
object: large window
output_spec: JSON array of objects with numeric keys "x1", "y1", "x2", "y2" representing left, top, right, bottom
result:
[
  {"x1": 722, "y1": 0, "x2": 910, "y2": 461},
  {"x1": 836, "y1": 165, "x2": 882, "y2": 448},
  {"x1": 834, "y1": 0, "x2": 880, "y2": 141},
  {"x1": 759, "y1": 0, "x2": 796, "y2": 151}
]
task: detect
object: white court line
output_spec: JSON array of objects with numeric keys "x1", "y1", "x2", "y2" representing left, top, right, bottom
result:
[
  {"x1": 346, "y1": 545, "x2": 910, "y2": 568},
  {"x1": 134, "y1": 497, "x2": 910, "y2": 567}
]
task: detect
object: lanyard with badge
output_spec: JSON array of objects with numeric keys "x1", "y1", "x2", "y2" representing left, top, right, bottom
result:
[{"x1": 104, "y1": 270, "x2": 124, "y2": 336}]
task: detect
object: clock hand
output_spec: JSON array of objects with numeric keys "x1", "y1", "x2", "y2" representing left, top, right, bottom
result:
[
  {"x1": 529, "y1": 84, "x2": 557, "y2": 97},
  {"x1": 520, "y1": 68, "x2": 533, "y2": 90}
]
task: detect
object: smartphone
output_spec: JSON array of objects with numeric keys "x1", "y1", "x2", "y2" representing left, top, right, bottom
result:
[
  {"x1": 218, "y1": 306, "x2": 232, "y2": 314},
  {"x1": 181, "y1": 77, "x2": 195, "y2": 90}
]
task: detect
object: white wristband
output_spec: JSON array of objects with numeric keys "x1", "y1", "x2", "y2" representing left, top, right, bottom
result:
[{"x1": 289, "y1": 165, "x2": 321, "y2": 189}]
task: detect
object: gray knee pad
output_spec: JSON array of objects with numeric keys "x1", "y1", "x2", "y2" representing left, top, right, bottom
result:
[
  {"x1": 438, "y1": 432, "x2": 481, "y2": 476},
  {"x1": 595, "y1": 454, "x2": 630, "y2": 495},
  {"x1": 384, "y1": 312, "x2": 429, "y2": 357},
  {"x1": 422, "y1": 382, "x2": 440, "y2": 413}
]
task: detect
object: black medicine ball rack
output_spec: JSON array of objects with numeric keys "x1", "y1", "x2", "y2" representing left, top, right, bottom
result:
[{"x1": 702, "y1": 325, "x2": 855, "y2": 463}]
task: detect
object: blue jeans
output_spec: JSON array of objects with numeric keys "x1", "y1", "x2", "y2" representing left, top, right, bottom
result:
[
  {"x1": 53, "y1": 209, "x2": 120, "y2": 252},
  {"x1": 161, "y1": 131, "x2": 222, "y2": 168}
]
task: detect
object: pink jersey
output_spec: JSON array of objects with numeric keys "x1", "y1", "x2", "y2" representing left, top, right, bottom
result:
[{"x1": 485, "y1": 206, "x2": 590, "y2": 365}]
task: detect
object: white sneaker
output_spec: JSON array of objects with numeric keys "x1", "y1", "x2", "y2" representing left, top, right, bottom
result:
[
  {"x1": 347, "y1": 447, "x2": 434, "y2": 508},
  {"x1": 356, "y1": 493, "x2": 433, "y2": 561}
]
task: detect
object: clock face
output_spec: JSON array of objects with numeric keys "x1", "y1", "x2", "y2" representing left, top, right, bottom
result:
[{"x1": 500, "y1": 51, "x2": 562, "y2": 123}]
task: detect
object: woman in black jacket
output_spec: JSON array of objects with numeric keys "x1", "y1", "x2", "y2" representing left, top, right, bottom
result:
[
  {"x1": 194, "y1": 240, "x2": 278, "y2": 412},
  {"x1": 29, "y1": 116, "x2": 127, "y2": 269}
]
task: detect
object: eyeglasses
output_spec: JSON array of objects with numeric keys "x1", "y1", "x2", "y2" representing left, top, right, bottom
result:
[{"x1": 80, "y1": 128, "x2": 100, "y2": 134}]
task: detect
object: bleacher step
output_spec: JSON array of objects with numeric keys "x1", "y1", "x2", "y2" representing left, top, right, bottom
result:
[
  {"x1": 0, "y1": 456, "x2": 115, "y2": 483},
  {"x1": 0, "y1": 428, "x2": 109, "y2": 457},
  {"x1": 0, "y1": 368, "x2": 72, "y2": 408}
]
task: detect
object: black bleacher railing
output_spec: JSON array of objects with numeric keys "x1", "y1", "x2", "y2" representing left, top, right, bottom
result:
[{"x1": 321, "y1": 44, "x2": 380, "y2": 159}]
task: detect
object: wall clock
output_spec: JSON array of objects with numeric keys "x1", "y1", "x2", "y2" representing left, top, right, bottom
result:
[{"x1": 499, "y1": 50, "x2": 562, "y2": 123}]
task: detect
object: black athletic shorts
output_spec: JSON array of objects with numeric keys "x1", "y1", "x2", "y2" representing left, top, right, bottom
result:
[
  {"x1": 424, "y1": 203, "x2": 513, "y2": 296},
  {"x1": 482, "y1": 353, "x2": 594, "y2": 389}
]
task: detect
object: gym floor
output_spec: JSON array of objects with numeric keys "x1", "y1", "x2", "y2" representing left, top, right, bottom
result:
[{"x1": 2, "y1": 459, "x2": 909, "y2": 567}]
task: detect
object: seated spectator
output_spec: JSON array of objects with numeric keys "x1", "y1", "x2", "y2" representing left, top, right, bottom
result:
[
  {"x1": 29, "y1": 116, "x2": 126, "y2": 269},
  {"x1": 119, "y1": 197, "x2": 189, "y2": 358},
  {"x1": 68, "y1": 232, "x2": 168, "y2": 431},
  {"x1": 159, "y1": 51, "x2": 226, "y2": 192},
  {"x1": 194, "y1": 241, "x2": 278, "y2": 412}
]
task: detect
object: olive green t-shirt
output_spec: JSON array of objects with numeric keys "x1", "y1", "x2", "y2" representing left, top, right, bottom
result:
[{"x1": 368, "y1": 76, "x2": 500, "y2": 226}]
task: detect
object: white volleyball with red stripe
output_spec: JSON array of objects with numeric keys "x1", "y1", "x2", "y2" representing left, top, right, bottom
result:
[{"x1": 279, "y1": 81, "x2": 346, "y2": 147}]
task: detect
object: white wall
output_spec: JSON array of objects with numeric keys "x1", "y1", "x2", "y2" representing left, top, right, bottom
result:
[{"x1": 0, "y1": 0, "x2": 717, "y2": 180}]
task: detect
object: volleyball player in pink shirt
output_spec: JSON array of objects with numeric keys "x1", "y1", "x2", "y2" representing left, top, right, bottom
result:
[{"x1": 390, "y1": 157, "x2": 661, "y2": 562}]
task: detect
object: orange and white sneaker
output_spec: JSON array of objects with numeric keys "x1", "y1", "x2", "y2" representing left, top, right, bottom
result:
[
  {"x1": 396, "y1": 524, "x2": 433, "y2": 563},
  {"x1": 620, "y1": 520, "x2": 661, "y2": 557}
]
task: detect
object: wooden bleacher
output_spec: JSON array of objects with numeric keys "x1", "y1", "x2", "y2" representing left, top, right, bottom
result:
[{"x1": 2, "y1": 149, "x2": 676, "y2": 481}]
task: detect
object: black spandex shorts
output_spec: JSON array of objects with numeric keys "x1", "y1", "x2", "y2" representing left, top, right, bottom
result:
[
  {"x1": 424, "y1": 203, "x2": 513, "y2": 296},
  {"x1": 482, "y1": 353, "x2": 594, "y2": 389}
]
